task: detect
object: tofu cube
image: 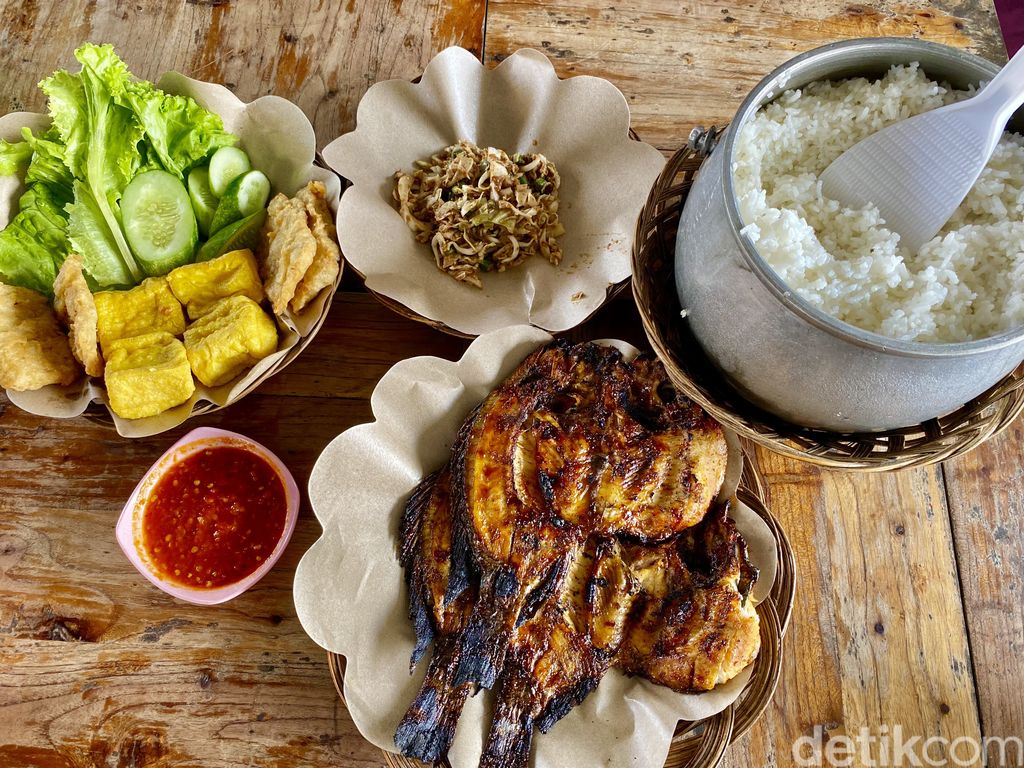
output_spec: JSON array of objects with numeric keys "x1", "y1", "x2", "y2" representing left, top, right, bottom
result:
[
  {"x1": 166, "y1": 248, "x2": 266, "y2": 319},
  {"x1": 94, "y1": 277, "x2": 186, "y2": 355},
  {"x1": 183, "y1": 295, "x2": 278, "y2": 387},
  {"x1": 104, "y1": 331, "x2": 195, "y2": 419}
]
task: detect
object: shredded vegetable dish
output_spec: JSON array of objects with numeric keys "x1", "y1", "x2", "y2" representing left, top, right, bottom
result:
[{"x1": 393, "y1": 141, "x2": 565, "y2": 287}]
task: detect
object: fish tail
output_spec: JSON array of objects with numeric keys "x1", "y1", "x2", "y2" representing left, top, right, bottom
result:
[
  {"x1": 453, "y1": 568, "x2": 517, "y2": 689},
  {"x1": 479, "y1": 674, "x2": 535, "y2": 768},
  {"x1": 394, "y1": 639, "x2": 471, "y2": 763},
  {"x1": 478, "y1": 709, "x2": 534, "y2": 768}
]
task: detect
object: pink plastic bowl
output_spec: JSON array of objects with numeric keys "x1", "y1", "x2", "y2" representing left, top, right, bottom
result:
[{"x1": 116, "y1": 427, "x2": 301, "y2": 605}]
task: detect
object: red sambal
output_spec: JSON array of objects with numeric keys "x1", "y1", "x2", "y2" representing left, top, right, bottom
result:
[{"x1": 141, "y1": 446, "x2": 287, "y2": 589}]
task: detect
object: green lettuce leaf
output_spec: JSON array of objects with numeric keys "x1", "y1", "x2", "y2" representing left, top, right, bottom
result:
[
  {"x1": 0, "y1": 183, "x2": 69, "y2": 296},
  {"x1": 1, "y1": 42, "x2": 243, "y2": 292},
  {"x1": 21, "y1": 127, "x2": 74, "y2": 207},
  {"x1": 41, "y1": 43, "x2": 145, "y2": 285},
  {"x1": 66, "y1": 178, "x2": 134, "y2": 288},
  {"x1": 122, "y1": 80, "x2": 237, "y2": 177},
  {"x1": 0, "y1": 139, "x2": 33, "y2": 176}
]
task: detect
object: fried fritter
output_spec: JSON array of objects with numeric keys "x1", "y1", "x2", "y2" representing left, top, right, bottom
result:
[
  {"x1": 53, "y1": 254, "x2": 103, "y2": 377},
  {"x1": 0, "y1": 283, "x2": 80, "y2": 391},
  {"x1": 261, "y1": 193, "x2": 316, "y2": 315},
  {"x1": 290, "y1": 181, "x2": 341, "y2": 314}
]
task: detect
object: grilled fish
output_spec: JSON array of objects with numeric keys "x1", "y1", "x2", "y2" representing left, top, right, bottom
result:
[
  {"x1": 395, "y1": 466, "x2": 477, "y2": 762},
  {"x1": 619, "y1": 502, "x2": 761, "y2": 692},
  {"x1": 395, "y1": 341, "x2": 752, "y2": 767},
  {"x1": 450, "y1": 341, "x2": 618, "y2": 690},
  {"x1": 479, "y1": 535, "x2": 637, "y2": 768}
]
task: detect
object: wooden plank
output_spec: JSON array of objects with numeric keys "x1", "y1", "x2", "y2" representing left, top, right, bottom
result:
[
  {"x1": 719, "y1": 450, "x2": 981, "y2": 768},
  {"x1": 943, "y1": 424, "x2": 1024, "y2": 750},
  {"x1": 0, "y1": 0, "x2": 486, "y2": 149},
  {"x1": 0, "y1": 395, "x2": 369, "y2": 641},
  {"x1": 0, "y1": 639, "x2": 383, "y2": 768},
  {"x1": 484, "y1": 0, "x2": 1003, "y2": 152},
  {"x1": 0, "y1": 400, "x2": 386, "y2": 766}
]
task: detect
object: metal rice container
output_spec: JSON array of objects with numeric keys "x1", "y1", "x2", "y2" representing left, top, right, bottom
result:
[{"x1": 675, "y1": 38, "x2": 1024, "y2": 432}]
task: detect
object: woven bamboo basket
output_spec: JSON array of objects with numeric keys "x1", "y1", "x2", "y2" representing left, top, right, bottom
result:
[
  {"x1": 327, "y1": 453, "x2": 796, "y2": 768},
  {"x1": 632, "y1": 144, "x2": 1024, "y2": 471}
]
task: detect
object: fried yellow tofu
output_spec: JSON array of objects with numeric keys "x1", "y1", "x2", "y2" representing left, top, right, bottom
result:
[
  {"x1": 94, "y1": 277, "x2": 186, "y2": 355},
  {"x1": 291, "y1": 181, "x2": 341, "y2": 313},
  {"x1": 53, "y1": 254, "x2": 103, "y2": 377},
  {"x1": 0, "y1": 283, "x2": 80, "y2": 391},
  {"x1": 261, "y1": 193, "x2": 316, "y2": 315},
  {"x1": 104, "y1": 331, "x2": 195, "y2": 420},
  {"x1": 183, "y1": 295, "x2": 278, "y2": 387},
  {"x1": 166, "y1": 248, "x2": 266, "y2": 319}
]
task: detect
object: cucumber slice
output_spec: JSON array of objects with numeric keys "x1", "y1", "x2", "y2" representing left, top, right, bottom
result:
[
  {"x1": 208, "y1": 146, "x2": 251, "y2": 197},
  {"x1": 187, "y1": 166, "x2": 218, "y2": 238},
  {"x1": 198, "y1": 209, "x2": 267, "y2": 263},
  {"x1": 208, "y1": 170, "x2": 271, "y2": 236},
  {"x1": 121, "y1": 170, "x2": 198, "y2": 276}
]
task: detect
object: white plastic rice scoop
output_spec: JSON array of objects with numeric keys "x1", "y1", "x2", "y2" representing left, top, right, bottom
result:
[{"x1": 820, "y1": 46, "x2": 1024, "y2": 255}]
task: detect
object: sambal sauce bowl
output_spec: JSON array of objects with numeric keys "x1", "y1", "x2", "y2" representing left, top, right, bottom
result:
[{"x1": 116, "y1": 427, "x2": 300, "y2": 605}]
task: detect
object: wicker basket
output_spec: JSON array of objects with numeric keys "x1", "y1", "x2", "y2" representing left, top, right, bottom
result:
[
  {"x1": 327, "y1": 454, "x2": 796, "y2": 768},
  {"x1": 632, "y1": 145, "x2": 1024, "y2": 471}
]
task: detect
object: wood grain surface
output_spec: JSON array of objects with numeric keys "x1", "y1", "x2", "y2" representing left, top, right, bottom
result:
[{"x1": 1, "y1": 1, "x2": 1021, "y2": 767}]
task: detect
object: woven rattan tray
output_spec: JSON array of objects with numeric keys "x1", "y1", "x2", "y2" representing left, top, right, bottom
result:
[
  {"x1": 632, "y1": 145, "x2": 1024, "y2": 471},
  {"x1": 327, "y1": 454, "x2": 795, "y2": 768}
]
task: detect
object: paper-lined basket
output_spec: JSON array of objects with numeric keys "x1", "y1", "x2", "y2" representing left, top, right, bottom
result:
[
  {"x1": 293, "y1": 325, "x2": 796, "y2": 768},
  {"x1": 0, "y1": 75, "x2": 343, "y2": 438},
  {"x1": 322, "y1": 47, "x2": 665, "y2": 338}
]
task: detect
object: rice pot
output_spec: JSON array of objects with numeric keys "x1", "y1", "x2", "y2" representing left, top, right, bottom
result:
[{"x1": 675, "y1": 37, "x2": 1024, "y2": 432}]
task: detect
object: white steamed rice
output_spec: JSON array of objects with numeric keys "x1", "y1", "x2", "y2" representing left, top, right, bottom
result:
[{"x1": 733, "y1": 63, "x2": 1024, "y2": 343}]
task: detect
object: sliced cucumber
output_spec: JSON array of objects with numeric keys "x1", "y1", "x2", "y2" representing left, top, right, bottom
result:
[
  {"x1": 121, "y1": 170, "x2": 198, "y2": 276},
  {"x1": 187, "y1": 166, "x2": 218, "y2": 238},
  {"x1": 198, "y1": 209, "x2": 267, "y2": 263},
  {"x1": 208, "y1": 170, "x2": 271, "y2": 236},
  {"x1": 208, "y1": 146, "x2": 251, "y2": 197}
]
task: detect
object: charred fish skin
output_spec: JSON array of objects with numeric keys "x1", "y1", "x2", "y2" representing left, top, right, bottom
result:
[
  {"x1": 395, "y1": 467, "x2": 478, "y2": 763},
  {"x1": 400, "y1": 469, "x2": 441, "y2": 668},
  {"x1": 394, "y1": 635, "x2": 473, "y2": 763},
  {"x1": 450, "y1": 342, "x2": 619, "y2": 690}
]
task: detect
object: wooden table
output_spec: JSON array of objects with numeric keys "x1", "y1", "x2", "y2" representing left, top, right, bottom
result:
[{"x1": 1, "y1": 2, "x2": 1019, "y2": 767}]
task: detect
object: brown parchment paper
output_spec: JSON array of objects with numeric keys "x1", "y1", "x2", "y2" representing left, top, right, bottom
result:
[
  {"x1": 0, "y1": 76, "x2": 343, "y2": 438},
  {"x1": 322, "y1": 47, "x2": 666, "y2": 337},
  {"x1": 293, "y1": 325, "x2": 779, "y2": 768}
]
